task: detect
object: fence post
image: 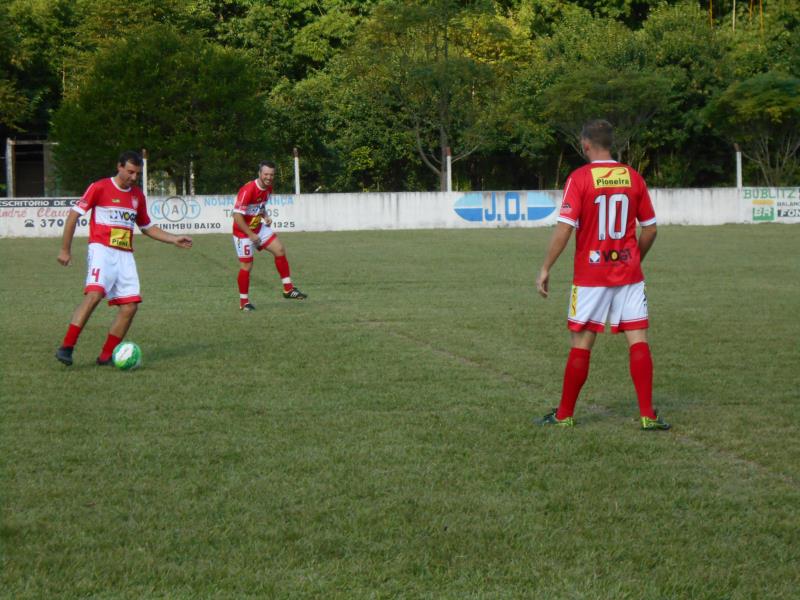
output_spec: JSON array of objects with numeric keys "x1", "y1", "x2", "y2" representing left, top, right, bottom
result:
[
  {"x1": 5, "y1": 138, "x2": 14, "y2": 198},
  {"x1": 293, "y1": 147, "x2": 300, "y2": 194},
  {"x1": 142, "y1": 149, "x2": 148, "y2": 196},
  {"x1": 446, "y1": 146, "x2": 452, "y2": 192},
  {"x1": 734, "y1": 144, "x2": 742, "y2": 189}
]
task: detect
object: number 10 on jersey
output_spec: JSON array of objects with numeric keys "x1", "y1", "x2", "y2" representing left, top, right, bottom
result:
[{"x1": 594, "y1": 194, "x2": 629, "y2": 240}]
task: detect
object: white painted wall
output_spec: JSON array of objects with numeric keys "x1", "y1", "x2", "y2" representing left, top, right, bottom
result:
[{"x1": 1, "y1": 187, "x2": 798, "y2": 238}]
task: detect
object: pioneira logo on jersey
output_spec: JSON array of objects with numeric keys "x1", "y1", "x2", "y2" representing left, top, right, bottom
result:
[{"x1": 591, "y1": 167, "x2": 631, "y2": 189}]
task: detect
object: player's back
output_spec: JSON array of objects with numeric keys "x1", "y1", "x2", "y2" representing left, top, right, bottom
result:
[{"x1": 558, "y1": 161, "x2": 656, "y2": 287}]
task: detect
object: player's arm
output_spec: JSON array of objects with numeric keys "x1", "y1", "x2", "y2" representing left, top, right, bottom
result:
[
  {"x1": 638, "y1": 224, "x2": 657, "y2": 261},
  {"x1": 259, "y1": 206, "x2": 273, "y2": 227},
  {"x1": 536, "y1": 221, "x2": 574, "y2": 298},
  {"x1": 57, "y1": 210, "x2": 81, "y2": 266},
  {"x1": 141, "y1": 225, "x2": 193, "y2": 249},
  {"x1": 233, "y1": 211, "x2": 261, "y2": 245}
]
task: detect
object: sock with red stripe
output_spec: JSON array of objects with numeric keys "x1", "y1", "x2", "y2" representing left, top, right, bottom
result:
[
  {"x1": 274, "y1": 256, "x2": 293, "y2": 292},
  {"x1": 98, "y1": 334, "x2": 122, "y2": 362},
  {"x1": 629, "y1": 342, "x2": 656, "y2": 419},
  {"x1": 238, "y1": 269, "x2": 250, "y2": 307},
  {"x1": 62, "y1": 324, "x2": 82, "y2": 348},
  {"x1": 556, "y1": 348, "x2": 591, "y2": 420}
]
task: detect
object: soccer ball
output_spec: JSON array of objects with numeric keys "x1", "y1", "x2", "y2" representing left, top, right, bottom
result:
[{"x1": 112, "y1": 341, "x2": 142, "y2": 370}]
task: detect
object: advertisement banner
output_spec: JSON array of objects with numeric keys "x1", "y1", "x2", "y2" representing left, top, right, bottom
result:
[
  {"x1": 742, "y1": 187, "x2": 800, "y2": 223},
  {"x1": 2, "y1": 188, "x2": 798, "y2": 238},
  {"x1": 0, "y1": 198, "x2": 89, "y2": 238}
]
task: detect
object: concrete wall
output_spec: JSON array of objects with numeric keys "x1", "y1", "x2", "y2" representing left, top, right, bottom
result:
[{"x1": 1, "y1": 187, "x2": 798, "y2": 238}]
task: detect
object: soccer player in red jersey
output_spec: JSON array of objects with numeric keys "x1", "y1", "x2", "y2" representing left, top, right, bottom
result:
[
  {"x1": 232, "y1": 161, "x2": 306, "y2": 310},
  {"x1": 55, "y1": 151, "x2": 193, "y2": 366},
  {"x1": 534, "y1": 120, "x2": 670, "y2": 430}
]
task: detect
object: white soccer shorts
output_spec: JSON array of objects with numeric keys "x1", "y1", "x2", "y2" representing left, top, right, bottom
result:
[
  {"x1": 566, "y1": 281, "x2": 649, "y2": 333},
  {"x1": 84, "y1": 243, "x2": 142, "y2": 305},
  {"x1": 232, "y1": 226, "x2": 277, "y2": 263}
]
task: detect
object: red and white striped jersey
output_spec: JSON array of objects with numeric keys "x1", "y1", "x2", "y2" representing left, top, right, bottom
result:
[
  {"x1": 232, "y1": 179, "x2": 271, "y2": 238},
  {"x1": 72, "y1": 178, "x2": 152, "y2": 252},
  {"x1": 558, "y1": 160, "x2": 656, "y2": 287}
]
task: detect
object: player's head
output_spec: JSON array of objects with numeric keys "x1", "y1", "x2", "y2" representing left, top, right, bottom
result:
[
  {"x1": 580, "y1": 120, "x2": 614, "y2": 153},
  {"x1": 257, "y1": 161, "x2": 276, "y2": 188},
  {"x1": 118, "y1": 150, "x2": 143, "y2": 168},
  {"x1": 115, "y1": 150, "x2": 143, "y2": 188}
]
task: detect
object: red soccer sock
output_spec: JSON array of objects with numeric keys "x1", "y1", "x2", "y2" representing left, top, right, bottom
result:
[
  {"x1": 62, "y1": 324, "x2": 82, "y2": 348},
  {"x1": 274, "y1": 256, "x2": 293, "y2": 292},
  {"x1": 556, "y1": 348, "x2": 591, "y2": 420},
  {"x1": 98, "y1": 334, "x2": 122, "y2": 362},
  {"x1": 238, "y1": 269, "x2": 250, "y2": 307},
  {"x1": 629, "y1": 341, "x2": 656, "y2": 419}
]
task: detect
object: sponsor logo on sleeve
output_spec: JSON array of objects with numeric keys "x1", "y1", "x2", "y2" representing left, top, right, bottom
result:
[{"x1": 591, "y1": 167, "x2": 631, "y2": 189}]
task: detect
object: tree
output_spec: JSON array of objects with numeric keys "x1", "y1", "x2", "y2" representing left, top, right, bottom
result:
[
  {"x1": 338, "y1": 0, "x2": 512, "y2": 191},
  {"x1": 51, "y1": 24, "x2": 265, "y2": 194},
  {"x1": 705, "y1": 71, "x2": 800, "y2": 186},
  {"x1": 540, "y1": 65, "x2": 675, "y2": 169}
]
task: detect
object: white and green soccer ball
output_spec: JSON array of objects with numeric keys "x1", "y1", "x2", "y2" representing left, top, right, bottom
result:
[{"x1": 112, "y1": 341, "x2": 142, "y2": 370}]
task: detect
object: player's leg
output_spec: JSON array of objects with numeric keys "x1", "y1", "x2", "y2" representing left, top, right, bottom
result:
[
  {"x1": 262, "y1": 234, "x2": 307, "y2": 299},
  {"x1": 559, "y1": 286, "x2": 607, "y2": 419},
  {"x1": 536, "y1": 286, "x2": 606, "y2": 425},
  {"x1": 97, "y1": 251, "x2": 142, "y2": 364},
  {"x1": 555, "y1": 329, "x2": 597, "y2": 420},
  {"x1": 56, "y1": 244, "x2": 112, "y2": 365},
  {"x1": 623, "y1": 328, "x2": 656, "y2": 419},
  {"x1": 614, "y1": 282, "x2": 669, "y2": 430},
  {"x1": 233, "y1": 236, "x2": 256, "y2": 310},
  {"x1": 96, "y1": 302, "x2": 139, "y2": 365}
]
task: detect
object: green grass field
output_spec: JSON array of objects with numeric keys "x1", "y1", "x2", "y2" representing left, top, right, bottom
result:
[{"x1": 2, "y1": 225, "x2": 799, "y2": 599}]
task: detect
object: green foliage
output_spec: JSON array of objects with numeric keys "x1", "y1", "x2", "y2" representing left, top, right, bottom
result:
[
  {"x1": 705, "y1": 71, "x2": 800, "y2": 186},
  {"x1": 51, "y1": 25, "x2": 264, "y2": 194},
  {"x1": 6, "y1": 0, "x2": 800, "y2": 190}
]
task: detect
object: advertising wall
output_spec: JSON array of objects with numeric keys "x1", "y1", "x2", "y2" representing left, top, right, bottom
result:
[{"x1": 1, "y1": 187, "x2": 798, "y2": 238}]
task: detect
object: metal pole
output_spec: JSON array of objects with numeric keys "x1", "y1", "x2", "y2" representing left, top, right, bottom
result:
[
  {"x1": 189, "y1": 160, "x2": 195, "y2": 196},
  {"x1": 5, "y1": 138, "x2": 14, "y2": 198},
  {"x1": 446, "y1": 146, "x2": 452, "y2": 192},
  {"x1": 141, "y1": 148, "x2": 148, "y2": 196},
  {"x1": 293, "y1": 147, "x2": 300, "y2": 194},
  {"x1": 735, "y1": 144, "x2": 743, "y2": 189}
]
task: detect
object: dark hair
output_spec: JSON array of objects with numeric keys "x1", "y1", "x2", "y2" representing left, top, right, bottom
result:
[
  {"x1": 118, "y1": 150, "x2": 143, "y2": 167},
  {"x1": 580, "y1": 120, "x2": 614, "y2": 150},
  {"x1": 258, "y1": 161, "x2": 276, "y2": 171}
]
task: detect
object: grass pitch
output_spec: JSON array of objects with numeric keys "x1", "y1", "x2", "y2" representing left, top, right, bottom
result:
[{"x1": 1, "y1": 225, "x2": 799, "y2": 599}]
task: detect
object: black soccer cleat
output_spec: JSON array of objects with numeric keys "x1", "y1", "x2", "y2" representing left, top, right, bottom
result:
[
  {"x1": 96, "y1": 357, "x2": 112, "y2": 366},
  {"x1": 240, "y1": 303, "x2": 256, "y2": 311},
  {"x1": 283, "y1": 287, "x2": 307, "y2": 300},
  {"x1": 55, "y1": 346, "x2": 74, "y2": 366}
]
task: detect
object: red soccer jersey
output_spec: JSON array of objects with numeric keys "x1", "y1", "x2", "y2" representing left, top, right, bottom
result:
[
  {"x1": 557, "y1": 160, "x2": 656, "y2": 287},
  {"x1": 232, "y1": 179, "x2": 271, "y2": 238},
  {"x1": 72, "y1": 177, "x2": 152, "y2": 252}
]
